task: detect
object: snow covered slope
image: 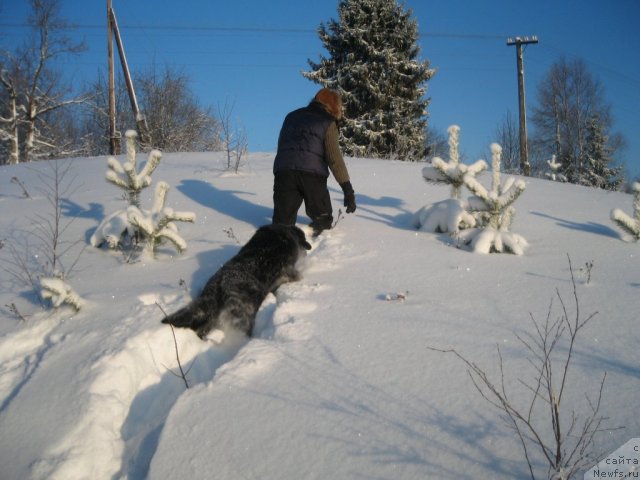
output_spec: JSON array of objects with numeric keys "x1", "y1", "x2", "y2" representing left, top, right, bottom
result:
[{"x1": 0, "y1": 152, "x2": 637, "y2": 479}]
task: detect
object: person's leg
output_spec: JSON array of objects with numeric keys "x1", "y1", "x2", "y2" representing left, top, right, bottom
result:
[
  {"x1": 272, "y1": 171, "x2": 304, "y2": 226},
  {"x1": 301, "y1": 173, "x2": 333, "y2": 234}
]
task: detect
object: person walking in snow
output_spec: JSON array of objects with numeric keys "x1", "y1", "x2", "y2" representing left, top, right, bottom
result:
[{"x1": 272, "y1": 88, "x2": 356, "y2": 235}]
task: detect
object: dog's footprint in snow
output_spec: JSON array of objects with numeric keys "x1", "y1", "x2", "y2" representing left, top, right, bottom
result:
[
  {"x1": 138, "y1": 292, "x2": 186, "y2": 306},
  {"x1": 272, "y1": 293, "x2": 317, "y2": 342},
  {"x1": 254, "y1": 285, "x2": 320, "y2": 342},
  {"x1": 254, "y1": 293, "x2": 278, "y2": 339}
]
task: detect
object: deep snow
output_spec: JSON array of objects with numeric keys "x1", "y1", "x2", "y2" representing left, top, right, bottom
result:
[{"x1": 0, "y1": 152, "x2": 638, "y2": 479}]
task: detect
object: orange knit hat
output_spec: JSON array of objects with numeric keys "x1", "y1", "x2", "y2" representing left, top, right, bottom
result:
[{"x1": 313, "y1": 88, "x2": 343, "y2": 120}]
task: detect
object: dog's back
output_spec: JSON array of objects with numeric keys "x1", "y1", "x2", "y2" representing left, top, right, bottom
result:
[{"x1": 162, "y1": 224, "x2": 311, "y2": 338}]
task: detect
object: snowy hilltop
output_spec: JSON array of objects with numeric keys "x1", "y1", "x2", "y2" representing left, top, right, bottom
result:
[{"x1": 0, "y1": 152, "x2": 638, "y2": 479}]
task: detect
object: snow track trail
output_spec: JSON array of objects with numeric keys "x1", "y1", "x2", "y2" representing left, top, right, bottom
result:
[
  {"x1": 0, "y1": 316, "x2": 65, "y2": 414},
  {"x1": 20, "y1": 228, "x2": 346, "y2": 480}
]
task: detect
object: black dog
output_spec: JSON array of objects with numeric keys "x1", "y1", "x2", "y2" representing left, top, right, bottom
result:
[{"x1": 162, "y1": 224, "x2": 312, "y2": 338}]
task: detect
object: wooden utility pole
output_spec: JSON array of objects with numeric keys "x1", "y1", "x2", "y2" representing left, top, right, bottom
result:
[
  {"x1": 108, "y1": 7, "x2": 151, "y2": 147},
  {"x1": 107, "y1": 0, "x2": 119, "y2": 155},
  {"x1": 507, "y1": 35, "x2": 538, "y2": 176}
]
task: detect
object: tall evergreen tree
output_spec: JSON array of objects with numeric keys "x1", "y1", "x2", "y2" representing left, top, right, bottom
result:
[
  {"x1": 582, "y1": 114, "x2": 624, "y2": 190},
  {"x1": 303, "y1": 0, "x2": 434, "y2": 161}
]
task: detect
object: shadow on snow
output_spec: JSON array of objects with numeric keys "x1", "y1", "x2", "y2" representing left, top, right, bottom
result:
[
  {"x1": 530, "y1": 211, "x2": 620, "y2": 239},
  {"x1": 177, "y1": 179, "x2": 272, "y2": 227}
]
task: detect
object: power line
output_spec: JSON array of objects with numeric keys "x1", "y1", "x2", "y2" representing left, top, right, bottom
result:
[
  {"x1": 0, "y1": 21, "x2": 505, "y2": 39},
  {"x1": 2, "y1": 21, "x2": 637, "y2": 88}
]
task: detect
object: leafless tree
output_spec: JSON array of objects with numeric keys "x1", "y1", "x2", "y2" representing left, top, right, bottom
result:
[
  {"x1": 31, "y1": 158, "x2": 84, "y2": 278},
  {"x1": 429, "y1": 255, "x2": 615, "y2": 479},
  {"x1": 217, "y1": 99, "x2": 248, "y2": 173},
  {"x1": 530, "y1": 57, "x2": 625, "y2": 184},
  {"x1": 494, "y1": 110, "x2": 520, "y2": 174},
  {"x1": 1, "y1": 159, "x2": 84, "y2": 297},
  {"x1": 138, "y1": 65, "x2": 221, "y2": 153},
  {"x1": 80, "y1": 71, "x2": 132, "y2": 156},
  {"x1": 82, "y1": 66, "x2": 222, "y2": 155},
  {"x1": 82, "y1": 72, "x2": 135, "y2": 156},
  {"x1": 424, "y1": 125, "x2": 448, "y2": 162},
  {"x1": 0, "y1": 67, "x2": 21, "y2": 164},
  {"x1": 0, "y1": 0, "x2": 88, "y2": 164}
]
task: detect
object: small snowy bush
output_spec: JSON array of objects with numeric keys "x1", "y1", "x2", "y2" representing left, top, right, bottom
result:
[
  {"x1": 610, "y1": 182, "x2": 640, "y2": 241},
  {"x1": 40, "y1": 277, "x2": 83, "y2": 311},
  {"x1": 92, "y1": 134, "x2": 195, "y2": 258},
  {"x1": 92, "y1": 181, "x2": 195, "y2": 257},
  {"x1": 545, "y1": 155, "x2": 567, "y2": 183},
  {"x1": 412, "y1": 199, "x2": 476, "y2": 234},
  {"x1": 421, "y1": 125, "x2": 487, "y2": 200},
  {"x1": 128, "y1": 182, "x2": 196, "y2": 255},
  {"x1": 105, "y1": 130, "x2": 162, "y2": 207},
  {"x1": 457, "y1": 143, "x2": 528, "y2": 255},
  {"x1": 415, "y1": 125, "x2": 486, "y2": 234}
]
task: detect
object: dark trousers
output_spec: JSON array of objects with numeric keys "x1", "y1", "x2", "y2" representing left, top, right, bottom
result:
[{"x1": 273, "y1": 170, "x2": 333, "y2": 231}]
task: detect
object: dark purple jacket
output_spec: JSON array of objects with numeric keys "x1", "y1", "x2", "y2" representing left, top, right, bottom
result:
[{"x1": 273, "y1": 102, "x2": 335, "y2": 178}]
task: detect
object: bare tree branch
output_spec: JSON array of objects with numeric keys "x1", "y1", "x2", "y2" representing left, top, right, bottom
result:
[
  {"x1": 156, "y1": 302, "x2": 191, "y2": 389},
  {"x1": 427, "y1": 255, "x2": 614, "y2": 479},
  {"x1": 0, "y1": 0, "x2": 87, "y2": 163}
]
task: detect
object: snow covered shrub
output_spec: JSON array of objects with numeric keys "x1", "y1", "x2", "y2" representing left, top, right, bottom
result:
[
  {"x1": 127, "y1": 181, "x2": 196, "y2": 255},
  {"x1": 421, "y1": 125, "x2": 487, "y2": 200},
  {"x1": 40, "y1": 277, "x2": 83, "y2": 311},
  {"x1": 105, "y1": 130, "x2": 162, "y2": 207},
  {"x1": 1, "y1": 159, "x2": 85, "y2": 310},
  {"x1": 414, "y1": 125, "x2": 486, "y2": 234},
  {"x1": 92, "y1": 135, "x2": 195, "y2": 258},
  {"x1": 92, "y1": 181, "x2": 195, "y2": 257},
  {"x1": 610, "y1": 182, "x2": 640, "y2": 241},
  {"x1": 412, "y1": 199, "x2": 476, "y2": 234},
  {"x1": 458, "y1": 143, "x2": 528, "y2": 255},
  {"x1": 545, "y1": 155, "x2": 567, "y2": 183}
]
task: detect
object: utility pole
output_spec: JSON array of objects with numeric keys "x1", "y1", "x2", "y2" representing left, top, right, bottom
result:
[
  {"x1": 106, "y1": 1, "x2": 151, "y2": 153},
  {"x1": 507, "y1": 35, "x2": 538, "y2": 176},
  {"x1": 109, "y1": 7, "x2": 151, "y2": 147},
  {"x1": 107, "y1": 0, "x2": 119, "y2": 155}
]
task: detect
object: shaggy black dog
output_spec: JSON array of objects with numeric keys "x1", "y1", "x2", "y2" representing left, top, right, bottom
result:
[{"x1": 162, "y1": 224, "x2": 312, "y2": 338}]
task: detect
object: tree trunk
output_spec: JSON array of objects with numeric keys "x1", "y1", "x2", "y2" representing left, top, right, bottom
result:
[{"x1": 0, "y1": 73, "x2": 21, "y2": 164}]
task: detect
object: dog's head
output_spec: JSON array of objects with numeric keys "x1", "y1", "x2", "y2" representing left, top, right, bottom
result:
[
  {"x1": 291, "y1": 226, "x2": 312, "y2": 251},
  {"x1": 254, "y1": 224, "x2": 312, "y2": 252}
]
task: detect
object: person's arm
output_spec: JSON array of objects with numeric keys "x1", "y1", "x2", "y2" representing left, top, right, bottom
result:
[
  {"x1": 324, "y1": 122, "x2": 349, "y2": 184},
  {"x1": 325, "y1": 123, "x2": 356, "y2": 213}
]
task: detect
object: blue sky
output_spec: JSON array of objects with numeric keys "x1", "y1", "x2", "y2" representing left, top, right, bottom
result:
[{"x1": 3, "y1": 0, "x2": 639, "y2": 179}]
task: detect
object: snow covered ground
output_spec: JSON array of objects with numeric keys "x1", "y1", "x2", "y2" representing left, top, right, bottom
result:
[{"x1": 0, "y1": 151, "x2": 638, "y2": 479}]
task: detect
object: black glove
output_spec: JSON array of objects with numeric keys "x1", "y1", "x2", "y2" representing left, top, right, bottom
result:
[{"x1": 340, "y1": 181, "x2": 356, "y2": 214}]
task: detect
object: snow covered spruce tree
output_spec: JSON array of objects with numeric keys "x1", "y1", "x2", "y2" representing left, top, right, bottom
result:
[
  {"x1": 458, "y1": 143, "x2": 528, "y2": 255},
  {"x1": 40, "y1": 277, "x2": 83, "y2": 311},
  {"x1": 105, "y1": 130, "x2": 161, "y2": 208},
  {"x1": 421, "y1": 125, "x2": 488, "y2": 200},
  {"x1": 582, "y1": 115, "x2": 624, "y2": 191},
  {"x1": 545, "y1": 155, "x2": 567, "y2": 182},
  {"x1": 127, "y1": 181, "x2": 196, "y2": 256},
  {"x1": 303, "y1": 0, "x2": 434, "y2": 161},
  {"x1": 413, "y1": 125, "x2": 486, "y2": 233},
  {"x1": 91, "y1": 131, "x2": 195, "y2": 257},
  {"x1": 611, "y1": 182, "x2": 640, "y2": 241}
]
